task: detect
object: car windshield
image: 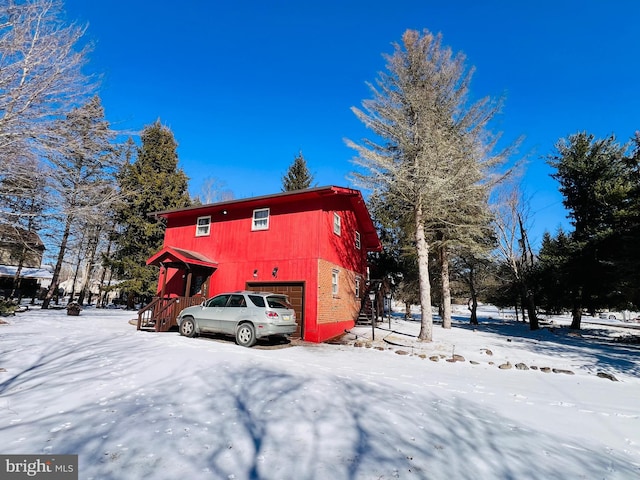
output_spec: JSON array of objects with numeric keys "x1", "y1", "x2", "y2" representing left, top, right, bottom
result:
[{"x1": 266, "y1": 296, "x2": 291, "y2": 309}]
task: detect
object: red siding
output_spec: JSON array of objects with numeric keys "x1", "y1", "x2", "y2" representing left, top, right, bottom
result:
[{"x1": 152, "y1": 187, "x2": 378, "y2": 343}]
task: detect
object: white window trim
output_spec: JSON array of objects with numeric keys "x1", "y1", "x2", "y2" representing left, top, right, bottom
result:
[
  {"x1": 196, "y1": 215, "x2": 211, "y2": 237},
  {"x1": 252, "y1": 208, "x2": 270, "y2": 231},
  {"x1": 355, "y1": 231, "x2": 361, "y2": 250},
  {"x1": 331, "y1": 269, "x2": 339, "y2": 296},
  {"x1": 333, "y1": 212, "x2": 341, "y2": 236}
]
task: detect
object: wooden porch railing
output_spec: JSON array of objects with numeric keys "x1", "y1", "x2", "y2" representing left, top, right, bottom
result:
[{"x1": 137, "y1": 296, "x2": 204, "y2": 332}]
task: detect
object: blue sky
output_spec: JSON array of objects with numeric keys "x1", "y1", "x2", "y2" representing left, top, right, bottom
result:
[{"x1": 64, "y1": 0, "x2": 639, "y2": 247}]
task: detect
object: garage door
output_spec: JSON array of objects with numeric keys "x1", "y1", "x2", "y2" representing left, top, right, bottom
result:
[{"x1": 246, "y1": 281, "x2": 304, "y2": 338}]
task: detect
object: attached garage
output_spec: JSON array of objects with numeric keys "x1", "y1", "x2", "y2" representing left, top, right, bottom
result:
[{"x1": 246, "y1": 281, "x2": 305, "y2": 338}]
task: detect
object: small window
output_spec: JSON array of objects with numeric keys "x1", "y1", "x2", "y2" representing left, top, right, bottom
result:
[
  {"x1": 196, "y1": 216, "x2": 211, "y2": 236},
  {"x1": 253, "y1": 208, "x2": 270, "y2": 231},
  {"x1": 355, "y1": 231, "x2": 361, "y2": 250},
  {"x1": 355, "y1": 277, "x2": 361, "y2": 297},
  {"x1": 248, "y1": 295, "x2": 265, "y2": 307},
  {"x1": 333, "y1": 213, "x2": 341, "y2": 235},
  {"x1": 227, "y1": 295, "x2": 246, "y2": 307},
  {"x1": 331, "y1": 269, "x2": 339, "y2": 295}
]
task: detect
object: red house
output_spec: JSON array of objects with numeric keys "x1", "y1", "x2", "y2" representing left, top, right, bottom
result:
[{"x1": 140, "y1": 186, "x2": 382, "y2": 343}]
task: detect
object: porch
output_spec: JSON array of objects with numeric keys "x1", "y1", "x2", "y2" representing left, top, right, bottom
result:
[
  {"x1": 140, "y1": 246, "x2": 218, "y2": 332},
  {"x1": 137, "y1": 295, "x2": 204, "y2": 332}
]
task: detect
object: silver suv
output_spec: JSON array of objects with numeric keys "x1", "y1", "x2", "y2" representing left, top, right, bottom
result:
[{"x1": 176, "y1": 291, "x2": 298, "y2": 347}]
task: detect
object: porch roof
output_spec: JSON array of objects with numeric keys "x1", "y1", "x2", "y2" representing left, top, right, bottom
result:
[{"x1": 146, "y1": 246, "x2": 218, "y2": 269}]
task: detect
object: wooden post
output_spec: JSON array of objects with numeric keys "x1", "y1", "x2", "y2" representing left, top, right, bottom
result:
[
  {"x1": 160, "y1": 264, "x2": 168, "y2": 299},
  {"x1": 184, "y1": 271, "x2": 193, "y2": 297}
]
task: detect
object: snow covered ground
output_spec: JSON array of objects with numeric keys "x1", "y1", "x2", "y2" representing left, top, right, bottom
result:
[{"x1": 1, "y1": 305, "x2": 639, "y2": 479}]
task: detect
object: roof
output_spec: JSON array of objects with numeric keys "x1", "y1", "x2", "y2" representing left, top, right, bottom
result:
[
  {"x1": 150, "y1": 186, "x2": 382, "y2": 252},
  {"x1": 0, "y1": 224, "x2": 45, "y2": 248},
  {"x1": 0, "y1": 264, "x2": 53, "y2": 280},
  {"x1": 146, "y1": 246, "x2": 219, "y2": 268}
]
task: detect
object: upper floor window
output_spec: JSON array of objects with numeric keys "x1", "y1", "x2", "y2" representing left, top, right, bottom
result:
[
  {"x1": 252, "y1": 208, "x2": 270, "y2": 231},
  {"x1": 196, "y1": 216, "x2": 211, "y2": 236},
  {"x1": 355, "y1": 231, "x2": 361, "y2": 249},
  {"x1": 333, "y1": 213, "x2": 341, "y2": 236}
]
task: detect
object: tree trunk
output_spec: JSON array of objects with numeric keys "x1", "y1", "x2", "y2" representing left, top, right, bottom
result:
[
  {"x1": 440, "y1": 246, "x2": 452, "y2": 329},
  {"x1": 570, "y1": 303, "x2": 582, "y2": 330},
  {"x1": 10, "y1": 245, "x2": 29, "y2": 299},
  {"x1": 526, "y1": 292, "x2": 539, "y2": 330},
  {"x1": 415, "y1": 204, "x2": 433, "y2": 341},
  {"x1": 42, "y1": 216, "x2": 73, "y2": 309},
  {"x1": 520, "y1": 285, "x2": 539, "y2": 330},
  {"x1": 469, "y1": 296, "x2": 478, "y2": 325},
  {"x1": 126, "y1": 291, "x2": 136, "y2": 310},
  {"x1": 468, "y1": 264, "x2": 478, "y2": 325},
  {"x1": 78, "y1": 227, "x2": 101, "y2": 305}
]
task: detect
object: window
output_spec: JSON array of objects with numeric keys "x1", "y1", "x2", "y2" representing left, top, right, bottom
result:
[
  {"x1": 331, "y1": 269, "x2": 339, "y2": 295},
  {"x1": 333, "y1": 213, "x2": 341, "y2": 235},
  {"x1": 252, "y1": 208, "x2": 270, "y2": 230},
  {"x1": 227, "y1": 295, "x2": 246, "y2": 307},
  {"x1": 206, "y1": 295, "x2": 229, "y2": 308},
  {"x1": 196, "y1": 216, "x2": 211, "y2": 236},
  {"x1": 355, "y1": 231, "x2": 361, "y2": 250},
  {"x1": 355, "y1": 277, "x2": 361, "y2": 298}
]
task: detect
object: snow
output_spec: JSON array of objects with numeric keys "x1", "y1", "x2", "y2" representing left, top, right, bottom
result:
[{"x1": 1, "y1": 305, "x2": 639, "y2": 479}]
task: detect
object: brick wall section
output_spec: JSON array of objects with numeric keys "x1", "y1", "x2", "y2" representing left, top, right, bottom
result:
[{"x1": 317, "y1": 258, "x2": 362, "y2": 325}]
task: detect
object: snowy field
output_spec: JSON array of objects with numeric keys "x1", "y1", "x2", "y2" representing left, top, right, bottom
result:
[{"x1": 1, "y1": 305, "x2": 639, "y2": 479}]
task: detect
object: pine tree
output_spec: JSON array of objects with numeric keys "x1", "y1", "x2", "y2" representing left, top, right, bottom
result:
[
  {"x1": 282, "y1": 151, "x2": 314, "y2": 191},
  {"x1": 347, "y1": 29, "x2": 510, "y2": 341},
  {"x1": 111, "y1": 121, "x2": 191, "y2": 308},
  {"x1": 547, "y1": 132, "x2": 631, "y2": 328}
]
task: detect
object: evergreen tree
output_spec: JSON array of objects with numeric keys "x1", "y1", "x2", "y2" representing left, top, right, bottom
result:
[
  {"x1": 547, "y1": 132, "x2": 631, "y2": 328},
  {"x1": 112, "y1": 121, "x2": 191, "y2": 308},
  {"x1": 347, "y1": 29, "x2": 511, "y2": 341},
  {"x1": 612, "y1": 132, "x2": 640, "y2": 307},
  {"x1": 282, "y1": 151, "x2": 314, "y2": 191},
  {"x1": 535, "y1": 229, "x2": 574, "y2": 315}
]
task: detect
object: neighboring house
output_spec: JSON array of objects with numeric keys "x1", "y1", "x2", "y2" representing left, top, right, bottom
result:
[
  {"x1": 142, "y1": 186, "x2": 382, "y2": 342},
  {"x1": 0, "y1": 224, "x2": 50, "y2": 297}
]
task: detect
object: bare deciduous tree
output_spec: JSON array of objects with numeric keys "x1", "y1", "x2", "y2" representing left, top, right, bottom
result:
[
  {"x1": 491, "y1": 183, "x2": 539, "y2": 329},
  {"x1": 42, "y1": 96, "x2": 119, "y2": 309},
  {"x1": 198, "y1": 176, "x2": 234, "y2": 204},
  {"x1": 0, "y1": 0, "x2": 93, "y2": 176}
]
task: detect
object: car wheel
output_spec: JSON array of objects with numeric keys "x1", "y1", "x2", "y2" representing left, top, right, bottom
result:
[
  {"x1": 180, "y1": 317, "x2": 197, "y2": 338},
  {"x1": 236, "y1": 323, "x2": 257, "y2": 347},
  {"x1": 608, "y1": 314, "x2": 617, "y2": 320}
]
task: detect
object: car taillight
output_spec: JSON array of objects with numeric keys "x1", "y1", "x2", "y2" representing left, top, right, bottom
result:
[{"x1": 265, "y1": 311, "x2": 279, "y2": 319}]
